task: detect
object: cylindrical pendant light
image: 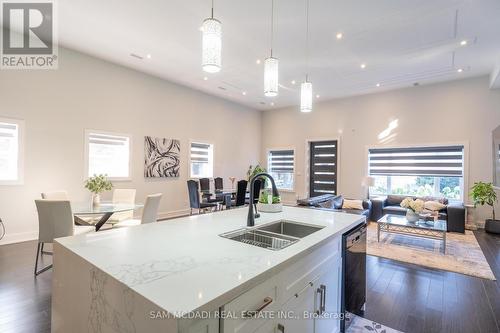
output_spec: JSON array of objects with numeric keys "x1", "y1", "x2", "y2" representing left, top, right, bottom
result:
[
  {"x1": 264, "y1": 0, "x2": 278, "y2": 97},
  {"x1": 202, "y1": 0, "x2": 221, "y2": 73},
  {"x1": 300, "y1": 0, "x2": 312, "y2": 112},
  {"x1": 264, "y1": 56, "x2": 278, "y2": 97},
  {"x1": 301, "y1": 80, "x2": 312, "y2": 112}
]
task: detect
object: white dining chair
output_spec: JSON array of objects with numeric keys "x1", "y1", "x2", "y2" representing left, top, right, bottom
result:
[
  {"x1": 113, "y1": 193, "x2": 162, "y2": 228},
  {"x1": 34, "y1": 200, "x2": 95, "y2": 276},
  {"x1": 41, "y1": 190, "x2": 94, "y2": 227},
  {"x1": 107, "y1": 189, "x2": 137, "y2": 223}
]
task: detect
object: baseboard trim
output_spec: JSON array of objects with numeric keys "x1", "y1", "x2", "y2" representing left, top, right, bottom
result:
[{"x1": 0, "y1": 230, "x2": 38, "y2": 246}]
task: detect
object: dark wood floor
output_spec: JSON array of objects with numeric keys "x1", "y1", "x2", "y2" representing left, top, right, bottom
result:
[{"x1": 0, "y1": 230, "x2": 499, "y2": 333}]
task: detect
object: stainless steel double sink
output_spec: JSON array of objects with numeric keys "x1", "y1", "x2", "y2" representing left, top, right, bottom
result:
[{"x1": 220, "y1": 220, "x2": 324, "y2": 251}]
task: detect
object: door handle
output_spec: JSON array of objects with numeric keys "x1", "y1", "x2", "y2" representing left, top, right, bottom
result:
[
  {"x1": 277, "y1": 323, "x2": 285, "y2": 332},
  {"x1": 242, "y1": 297, "x2": 273, "y2": 318},
  {"x1": 320, "y1": 285, "x2": 326, "y2": 314}
]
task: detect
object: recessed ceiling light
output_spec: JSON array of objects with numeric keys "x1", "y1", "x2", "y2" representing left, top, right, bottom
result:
[
  {"x1": 146, "y1": 54, "x2": 151, "y2": 59},
  {"x1": 316, "y1": 94, "x2": 320, "y2": 98},
  {"x1": 270, "y1": 102, "x2": 275, "y2": 106},
  {"x1": 203, "y1": 76, "x2": 208, "y2": 81},
  {"x1": 256, "y1": 59, "x2": 261, "y2": 65},
  {"x1": 460, "y1": 40, "x2": 467, "y2": 46},
  {"x1": 376, "y1": 83, "x2": 380, "y2": 87},
  {"x1": 457, "y1": 68, "x2": 463, "y2": 73},
  {"x1": 336, "y1": 32, "x2": 343, "y2": 40},
  {"x1": 242, "y1": 91, "x2": 247, "y2": 95},
  {"x1": 360, "y1": 63, "x2": 366, "y2": 69},
  {"x1": 291, "y1": 80, "x2": 296, "y2": 85}
]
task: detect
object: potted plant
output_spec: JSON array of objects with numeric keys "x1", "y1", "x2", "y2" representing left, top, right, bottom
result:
[
  {"x1": 400, "y1": 197, "x2": 425, "y2": 222},
  {"x1": 470, "y1": 181, "x2": 500, "y2": 234},
  {"x1": 247, "y1": 164, "x2": 267, "y2": 181},
  {"x1": 85, "y1": 174, "x2": 113, "y2": 206},
  {"x1": 256, "y1": 189, "x2": 282, "y2": 213}
]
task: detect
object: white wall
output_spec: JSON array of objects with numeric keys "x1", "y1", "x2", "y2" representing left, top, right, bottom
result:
[
  {"x1": 0, "y1": 48, "x2": 261, "y2": 245},
  {"x1": 261, "y1": 76, "x2": 500, "y2": 222}
]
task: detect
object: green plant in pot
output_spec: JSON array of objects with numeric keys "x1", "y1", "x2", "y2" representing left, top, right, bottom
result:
[
  {"x1": 257, "y1": 188, "x2": 282, "y2": 213},
  {"x1": 85, "y1": 174, "x2": 113, "y2": 206},
  {"x1": 470, "y1": 181, "x2": 500, "y2": 234}
]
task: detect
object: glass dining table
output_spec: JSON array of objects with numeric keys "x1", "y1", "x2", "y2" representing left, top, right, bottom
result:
[{"x1": 72, "y1": 202, "x2": 143, "y2": 231}]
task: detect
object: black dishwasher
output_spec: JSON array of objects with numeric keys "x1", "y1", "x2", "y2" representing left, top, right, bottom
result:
[{"x1": 340, "y1": 222, "x2": 367, "y2": 333}]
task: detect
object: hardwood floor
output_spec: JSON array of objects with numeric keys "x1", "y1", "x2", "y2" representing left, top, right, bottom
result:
[
  {"x1": 0, "y1": 230, "x2": 498, "y2": 333},
  {"x1": 364, "y1": 230, "x2": 500, "y2": 333}
]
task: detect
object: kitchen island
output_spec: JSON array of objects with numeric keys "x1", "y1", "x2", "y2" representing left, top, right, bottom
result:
[{"x1": 52, "y1": 206, "x2": 365, "y2": 333}]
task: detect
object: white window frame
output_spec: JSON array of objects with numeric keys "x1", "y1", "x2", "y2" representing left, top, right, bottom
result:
[
  {"x1": 84, "y1": 129, "x2": 132, "y2": 181},
  {"x1": 189, "y1": 140, "x2": 214, "y2": 179},
  {"x1": 0, "y1": 117, "x2": 24, "y2": 185},
  {"x1": 365, "y1": 142, "x2": 469, "y2": 202},
  {"x1": 267, "y1": 147, "x2": 295, "y2": 192}
]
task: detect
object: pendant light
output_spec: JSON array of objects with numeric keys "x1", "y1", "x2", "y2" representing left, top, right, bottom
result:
[
  {"x1": 300, "y1": 0, "x2": 312, "y2": 112},
  {"x1": 202, "y1": 0, "x2": 221, "y2": 73},
  {"x1": 264, "y1": 0, "x2": 278, "y2": 97}
]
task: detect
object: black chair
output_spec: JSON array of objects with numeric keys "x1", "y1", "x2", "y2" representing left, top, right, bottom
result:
[
  {"x1": 214, "y1": 177, "x2": 223, "y2": 191},
  {"x1": 233, "y1": 180, "x2": 248, "y2": 207},
  {"x1": 245, "y1": 179, "x2": 262, "y2": 205},
  {"x1": 187, "y1": 180, "x2": 218, "y2": 215}
]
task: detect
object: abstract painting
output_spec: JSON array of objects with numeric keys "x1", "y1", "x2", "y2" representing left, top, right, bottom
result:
[{"x1": 144, "y1": 136, "x2": 180, "y2": 178}]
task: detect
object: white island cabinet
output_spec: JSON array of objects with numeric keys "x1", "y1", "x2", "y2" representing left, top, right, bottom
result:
[{"x1": 52, "y1": 206, "x2": 364, "y2": 333}]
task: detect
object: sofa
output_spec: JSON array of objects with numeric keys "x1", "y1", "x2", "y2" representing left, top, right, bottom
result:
[
  {"x1": 371, "y1": 195, "x2": 465, "y2": 233},
  {"x1": 297, "y1": 194, "x2": 372, "y2": 219}
]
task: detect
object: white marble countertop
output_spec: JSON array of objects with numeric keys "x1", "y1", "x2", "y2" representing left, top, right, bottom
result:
[{"x1": 56, "y1": 206, "x2": 365, "y2": 317}]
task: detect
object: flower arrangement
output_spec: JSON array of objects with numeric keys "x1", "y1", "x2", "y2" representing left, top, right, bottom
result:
[
  {"x1": 85, "y1": 174, "x2": 113, "y2": 194},
  {"x1": 400, "y1": 197, "x2": 424, "y2": 213}
]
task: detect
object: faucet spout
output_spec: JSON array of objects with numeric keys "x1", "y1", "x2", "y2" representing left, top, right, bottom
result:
[{"x1": 247, "y1": 173, "x2": 280, "y2": 227}]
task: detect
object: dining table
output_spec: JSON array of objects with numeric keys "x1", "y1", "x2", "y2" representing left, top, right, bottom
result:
[{"x1": 72, "y1": 202, "x2": 143, "y2": 231}]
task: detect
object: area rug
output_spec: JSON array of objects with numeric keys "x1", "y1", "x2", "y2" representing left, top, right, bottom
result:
[
  {"x1": 367, "y1": 222, "x2": 496, "y2": 280},
  {"x1": 346, "y1": 313, "x2": 403, "y2": 333}
]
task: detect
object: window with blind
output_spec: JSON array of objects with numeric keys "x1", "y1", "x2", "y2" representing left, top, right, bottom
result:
[
  {"x1": 268, "y1": 149, "x2": 294, "y2": 190},
  {"x1": 368, "y1": 145, "x2": 464, "y2": 200},
  {"x1": 190, "y1": 142, "x2": 214, "y2": 178},
  {"x1": 85, "y1": 131, "x2": 131, "y2": 179},
  {"x1": 0, "y1": 118, "x2": 23, "y2": 184},
  {"x1": 309, "y1": 141, "x2": 337, "y2": 197}
]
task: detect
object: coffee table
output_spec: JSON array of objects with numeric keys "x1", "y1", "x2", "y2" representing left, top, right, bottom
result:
[{"x1": 377, "y1": 214, "x2": 447, "y2": 254}]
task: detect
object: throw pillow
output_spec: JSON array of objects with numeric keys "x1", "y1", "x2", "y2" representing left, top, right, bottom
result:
[
  {"x1": 424, "y1": 200, "x2": 446, "y2": 211},
  {"x1": 342, "y1": 199, "x2": 364, "y2": 210}
]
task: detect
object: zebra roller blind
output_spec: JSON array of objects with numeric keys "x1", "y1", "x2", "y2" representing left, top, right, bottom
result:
[
  {"x1": 190, "y1": 142, "x2": 211, "y2": 163},
  {"x1": 268, "y1": 150, "x2": 294, "y2": 172},
  {"x1": 368, "y1": 145, "x2": 464, "y2": 177}
]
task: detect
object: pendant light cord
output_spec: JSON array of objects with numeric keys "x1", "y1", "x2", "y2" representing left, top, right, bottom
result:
[
  {"x1": 305, "y1": 0, "x2": 310, "y2": 81},
  {"x1": 270, "y1": 0, "x2": 274, "y2": 57},
  {"x1": 211, "y1": 0, "x2": 214, "y2": 18}
]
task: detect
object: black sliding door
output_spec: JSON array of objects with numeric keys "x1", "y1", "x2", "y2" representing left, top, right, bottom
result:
[{"x1": 309, "y1": 140, "x2": 338, "y2": 197}]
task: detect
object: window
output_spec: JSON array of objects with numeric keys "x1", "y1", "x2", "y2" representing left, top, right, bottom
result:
[
  {"x1": 309, "y1": 141, "x2": 337, "y2": 196},
  {"x1": 190, "y1": 142, "x2": 214, "y2": 178},
  {"x1": 268, "y1": 149, "x2": 294, "y2": 190},
  {"x1": 368, "y1": 145, "x2": 464, "y2": 200},
  {"x1": 85, "y1": 131, "x2": 131, "y2": 179},
  {"x1": 0, "y1": 118, "x2": 23, "y2": 184}
]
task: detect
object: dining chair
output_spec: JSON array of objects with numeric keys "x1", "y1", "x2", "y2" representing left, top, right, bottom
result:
[
  {"x1": 108, "y1": 189, "x2": 136, "y2": 223},
  {"x1": 34, "y1": 200, "x2": 95, "y2": 276},
  {"x1": 113, "y1": 193, "x2": 162, "y2": 228},
  {"x1": 245, "y1": 178, "x2": 262, "y2": 205},
  {"x1": 234, "y1": 180, "x2": 248, "y2": 207},
  {"x1": 214, "y1": 177, "x2": 223, "y2": 190},
  {"x1": 187, "y1": 180, "x2": 218, "y2": 215},
  {"x1": 41, "y1": 191, "x2": 93, "y2": 234}
]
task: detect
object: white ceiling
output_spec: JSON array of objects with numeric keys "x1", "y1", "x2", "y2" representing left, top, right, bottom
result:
[{"x1": 53, "y1": 0, "x2": 500, "y2": 109}]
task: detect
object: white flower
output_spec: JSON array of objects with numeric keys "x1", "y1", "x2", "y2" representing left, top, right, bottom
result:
[{"x1": 400, "y1": 197, "x2": 424, "y2": 213}]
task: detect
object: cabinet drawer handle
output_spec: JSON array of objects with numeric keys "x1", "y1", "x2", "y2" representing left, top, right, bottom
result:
[
  {"x1": 320, "y1": 285, "x2": 326, "y2": 313},
  {"x1": 277, "y1": 323, "x2": 285, "y2": 332},
  {"x1": 242, "y1": 297, "x2": 273, "y2": 318}
]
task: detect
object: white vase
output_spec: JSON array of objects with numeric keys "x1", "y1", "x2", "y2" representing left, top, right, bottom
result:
[
  {"x1": 406, "y1": 210, "x2": 419, "y2": 222},
  {"x1": 256, "y1": 202, "x2": 283, "y2": 213},
  {"x1": 92, "y1": 194, "x2": 101, "y2": 207}
]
